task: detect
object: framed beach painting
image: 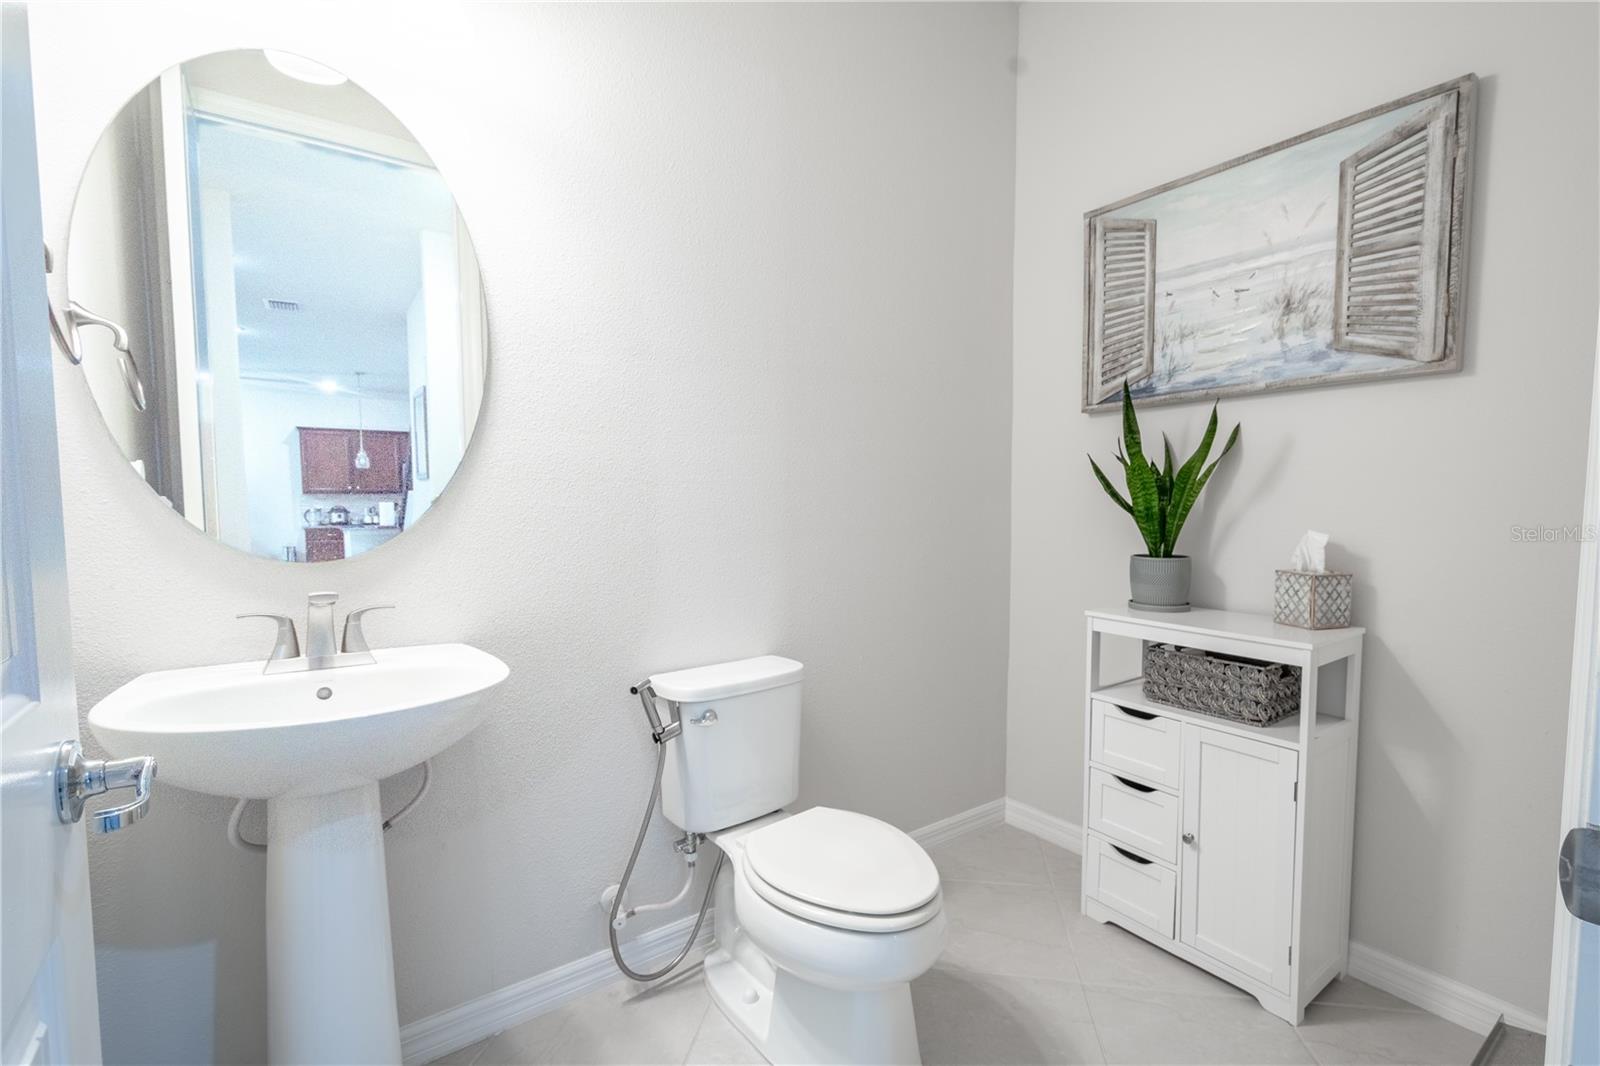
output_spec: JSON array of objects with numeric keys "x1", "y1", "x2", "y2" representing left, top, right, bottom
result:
[{"x1": 1082, "y1": 74, "x2": 1477, "y2": 411}]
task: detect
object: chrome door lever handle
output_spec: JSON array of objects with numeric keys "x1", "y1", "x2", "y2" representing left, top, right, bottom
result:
[{"x1": 55, "y1": 740, "x2": 157, "y2": 832}]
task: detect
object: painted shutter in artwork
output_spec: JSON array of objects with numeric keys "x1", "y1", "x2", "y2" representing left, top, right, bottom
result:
[
  {"x1": 1333, "y1": 93, "x2": 1457, "y2": 361},
  {"x1": 1091, "y1": 218, "x2": 1156, "y2": 404}
]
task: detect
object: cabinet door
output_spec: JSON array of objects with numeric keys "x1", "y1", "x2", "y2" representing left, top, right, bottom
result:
[
  {"x1": 386, "y1": 431, "x2": 411, "y2": 492},
  {"x1": 1179, "y1": 725, "x2": 1298, "y2": 993},
  {"x1": 304, "y1": 527, "x2": 345, "y2": 562},
  {"x1": 300, "y1": 428, "x2": 354, "y2": 493},
  {"x1": 352, "y1": 431, "x2": 407, "y2": 493},
  {"x1": 382, "y1": 430, "x2": 410, "y2": 491}
]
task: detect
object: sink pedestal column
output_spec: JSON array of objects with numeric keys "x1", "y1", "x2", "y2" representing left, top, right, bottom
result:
[{"x1": 266, "y1": 781, "x2": 401, "y2": 1065}]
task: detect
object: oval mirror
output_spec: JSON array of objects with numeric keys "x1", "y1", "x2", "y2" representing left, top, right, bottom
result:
[{"x1": 65, "y1": 49, "x2": 486, "y2": 563}]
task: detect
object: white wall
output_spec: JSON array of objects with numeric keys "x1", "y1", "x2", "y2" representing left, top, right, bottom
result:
[
  {"x1": 404, "y1": 229, "x2": 465, "y2": 521},
  {"x1": 1009, "y1": 1, "x2": 1598, "y2": 1021},
  {"x1": 30, "y1": 4, "x2": 1017, "y2": 1062}
]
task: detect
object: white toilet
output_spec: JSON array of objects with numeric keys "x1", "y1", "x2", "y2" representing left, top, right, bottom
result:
[{"x1": 647, "y1": 655, "x2": 946, "y2": 1066}]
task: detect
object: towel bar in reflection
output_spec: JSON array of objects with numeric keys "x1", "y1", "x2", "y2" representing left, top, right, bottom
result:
[{"x1": 44, "y1": 244, "x2": 147, "y2": 412}]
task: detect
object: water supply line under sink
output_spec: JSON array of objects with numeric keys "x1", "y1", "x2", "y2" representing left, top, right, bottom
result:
[{"x1": 225, "y1": 760, "x2": 433, "y2": 853}]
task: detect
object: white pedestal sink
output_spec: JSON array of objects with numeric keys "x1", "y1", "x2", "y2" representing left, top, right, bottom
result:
[{"x1": 89, "y1": 643, "x2": 509, "y2": 1065}]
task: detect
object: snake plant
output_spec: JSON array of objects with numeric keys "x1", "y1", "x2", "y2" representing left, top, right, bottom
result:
[{"x1": 1089, "y1": 382, "x2": 1240, "y2": 558}]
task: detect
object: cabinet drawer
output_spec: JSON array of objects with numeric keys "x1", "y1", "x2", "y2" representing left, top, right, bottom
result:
[
  {"x1": 1084, "y1": 833, "x2": 1176, "y2": 940},
  {"x1": 1090, "y1": 700, "x2": 1181, "y2": 789},
  {"x1": 1087, "y1": 766, "x2": 1180, "y2": 864}
]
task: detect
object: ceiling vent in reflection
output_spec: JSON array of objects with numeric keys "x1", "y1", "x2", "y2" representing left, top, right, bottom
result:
[{"x1": 263, "y1": 298, "x2": 301, "y2": 312}]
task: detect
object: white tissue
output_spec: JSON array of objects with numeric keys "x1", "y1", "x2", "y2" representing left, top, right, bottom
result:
[{"x1": 1289, "y1": 530, "x2": 1329, "y2": 573}]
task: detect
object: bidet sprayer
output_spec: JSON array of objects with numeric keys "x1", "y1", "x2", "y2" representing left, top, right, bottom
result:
[
  {"x1": 609, "y1": 679, "x2": 721, "y2": 982},
  {"x1": 630, "y1": 680, "x2": 680, "y2": 743}
]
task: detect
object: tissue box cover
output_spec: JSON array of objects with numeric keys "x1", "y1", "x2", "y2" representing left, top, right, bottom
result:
[{"x1": 1274, "y1": 570, "x2": 1353, "y2": 629}]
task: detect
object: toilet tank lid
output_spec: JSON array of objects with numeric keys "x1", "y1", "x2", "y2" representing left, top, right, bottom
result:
[{"x1": 648, "y1": 655, "x2": 803, "y2": 702}]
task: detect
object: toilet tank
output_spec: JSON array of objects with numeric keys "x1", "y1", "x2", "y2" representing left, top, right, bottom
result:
[{"x1": 650, "y1": 656, "x2": 803, "y2": 834}]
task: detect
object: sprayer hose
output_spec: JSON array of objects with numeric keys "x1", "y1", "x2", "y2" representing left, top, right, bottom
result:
[{"x1": 608, "y1": 740, "x2": 725, "y2": 983}]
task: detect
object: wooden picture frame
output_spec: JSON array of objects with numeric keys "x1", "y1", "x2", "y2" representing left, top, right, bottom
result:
[{"x1": 1082, "y1": 74, "x2": 1477, "y2": 412}]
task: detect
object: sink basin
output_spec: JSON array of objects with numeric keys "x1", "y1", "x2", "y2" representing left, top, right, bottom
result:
[
  {"x1": 89, "y1": 642, "x2": 509, "y2": 1065},
  {"x1": 89, "y1": 642, "x2": 509, "y2": 799}
]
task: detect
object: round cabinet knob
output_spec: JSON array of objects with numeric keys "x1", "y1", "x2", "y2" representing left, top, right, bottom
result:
[{"x1": 1182, "y1": 832, "x2": 1196, "y2": 845}]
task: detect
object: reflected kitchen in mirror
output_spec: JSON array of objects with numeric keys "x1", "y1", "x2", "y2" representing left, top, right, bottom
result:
[{"x1": 65, "y1": 49, "x2": 486, "y2": 563}]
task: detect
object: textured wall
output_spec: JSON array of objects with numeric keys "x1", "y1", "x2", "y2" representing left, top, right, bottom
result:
[
  {"x1": 29, "y1": 4, "x2": 1018, "y2": 1061},
  {"x1": 1008, "y1": 1, "x2": 1597, "y2": 1021}
]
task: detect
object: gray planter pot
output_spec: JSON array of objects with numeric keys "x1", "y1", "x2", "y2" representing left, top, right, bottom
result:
[{"x1": 1130, "y1": 555, "x2": 1191, "y2": 612}]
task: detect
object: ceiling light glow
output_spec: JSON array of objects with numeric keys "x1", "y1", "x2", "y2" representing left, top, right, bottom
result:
[{"x1": 263, "y1": 50, "x2": 349, "y2": 87}]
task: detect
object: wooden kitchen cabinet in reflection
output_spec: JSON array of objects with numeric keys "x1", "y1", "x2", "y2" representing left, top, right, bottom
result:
[
  {"x1": 304, "y1": 526, "x2": 345, "y2": 563},
  {"x1": 298, "y1": 427, "x2": 410, "y2": 494}
]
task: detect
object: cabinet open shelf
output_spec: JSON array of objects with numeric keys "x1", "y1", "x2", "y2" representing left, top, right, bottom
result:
[{"x1": 1091, "y1": 677, "x2": 1352, "y2": 750}]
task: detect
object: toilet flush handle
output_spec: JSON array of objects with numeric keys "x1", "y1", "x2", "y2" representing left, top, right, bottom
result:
[{"x1": 690, "y1": 709, "x2": 718, "y2": 726}]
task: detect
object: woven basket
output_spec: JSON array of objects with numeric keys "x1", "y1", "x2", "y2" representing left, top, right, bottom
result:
[{"x1": 1142, "y1": 644, "x2": 1301, "y2": 727}]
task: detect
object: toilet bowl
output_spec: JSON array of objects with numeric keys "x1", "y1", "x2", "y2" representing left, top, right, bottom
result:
[
  {"x1": 641, "y1": 656, "x2": 946, "y2": 1064},
  {"x1": 703, "y1": 808, "x2": 946, "y2": 1065}
]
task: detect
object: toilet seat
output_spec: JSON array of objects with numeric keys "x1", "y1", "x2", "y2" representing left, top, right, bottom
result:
[
  {"x1": 741, "y1": 807, "x2": 942, "y2": 933},
  {"x1": 744, "y1": 864, "x2": 943, "y2": 933}
]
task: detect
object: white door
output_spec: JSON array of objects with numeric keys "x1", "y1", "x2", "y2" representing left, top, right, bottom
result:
[
  {"x1": 1179, "y1": 725, "x2": 1299, "y2": 993},
  {"x1": 1547, "y1": 313, "x2": 1600, "y2": 1066},
  {"x1": 2, "y1": 7, "x2": 103, "y2": 1063}
]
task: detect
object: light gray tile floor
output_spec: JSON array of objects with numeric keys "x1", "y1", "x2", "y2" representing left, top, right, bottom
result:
[
  {"x1": 442, "y1": 824, "x2": 1483, "y2": 1066},
  {"x1": 1474, "y1": 1026, "x2": 1543, "y2": 1066}
]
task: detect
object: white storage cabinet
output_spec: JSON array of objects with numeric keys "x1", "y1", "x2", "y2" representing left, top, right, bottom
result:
[{"x1": 1080, "y1": 607, "x2": 1364, "y2": 1025}]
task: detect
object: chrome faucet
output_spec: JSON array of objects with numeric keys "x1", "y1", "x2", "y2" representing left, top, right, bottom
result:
[
  {"x1": 238, "y1": 593, "x2": 394, "y2": 674},
  {"x1": 305, "y1": 591, "x2": 340, "y2": 665}
]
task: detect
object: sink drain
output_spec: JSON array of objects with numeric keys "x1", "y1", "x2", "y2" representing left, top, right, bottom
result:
[{"x1": 316, "y1": 687, "x2": 332, "y2": 700}]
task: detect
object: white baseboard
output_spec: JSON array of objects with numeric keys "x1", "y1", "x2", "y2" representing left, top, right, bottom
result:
[
  {"x1": 400, "y1": 798, "x2": 1006, "y2": 1064},
  {"x1": 910, "y1": 797, "x2": 1006, "y2": 849},
  {"x1": 400, "y1": 914, "x2": 717, "y2": 1064},
  {"x1": 1346, "y1": 942, "x2": 1545, "y2": 1037},
  {"x1": 1003, "y1": 797, "x2": 1083, "y2": 854}
]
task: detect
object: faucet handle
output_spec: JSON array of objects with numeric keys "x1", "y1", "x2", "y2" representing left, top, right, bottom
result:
[
  {"x1": 341, "y1": 605, "x2": 395, "y2": 655},
  {"x1": 237, "y1": 613, "x2": 301, "y2": 661}
]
